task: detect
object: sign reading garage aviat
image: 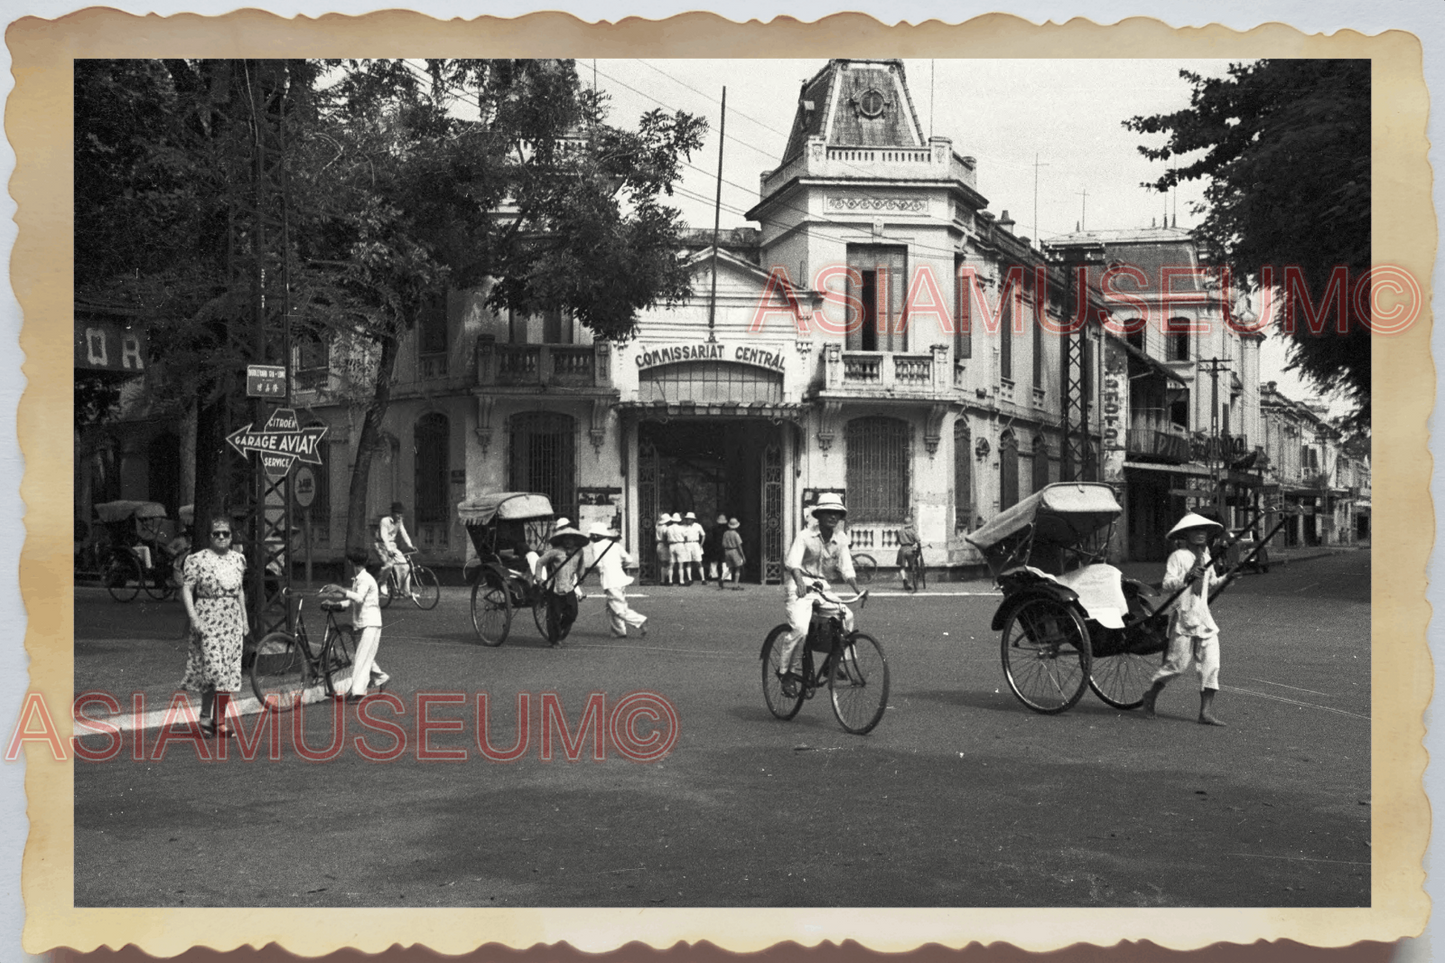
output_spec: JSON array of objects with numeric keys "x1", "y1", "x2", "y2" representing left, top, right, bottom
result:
[{"x1": 635, "y1": 342, "x2": 786, "y2": 373}]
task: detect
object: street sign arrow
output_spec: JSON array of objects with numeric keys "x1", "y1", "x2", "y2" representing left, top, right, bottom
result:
[{"x1": 226, "y1": 408, "x2": 329, "y2": 475}]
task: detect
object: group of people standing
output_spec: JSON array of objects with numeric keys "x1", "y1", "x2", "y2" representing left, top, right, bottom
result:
[{"x1": 655, "y1": 512, "x2": 745, "y2": 589}]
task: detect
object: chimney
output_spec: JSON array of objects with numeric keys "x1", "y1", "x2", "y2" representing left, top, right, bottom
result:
[{"x1": 998, "y1": 210, "x2": 1016, "y2": 233}]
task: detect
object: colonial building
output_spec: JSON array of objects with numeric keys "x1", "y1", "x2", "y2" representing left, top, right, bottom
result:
[
  {"x1": 1259, "y1": 383, "x2": 1368, "y2": 548},
  {"x1": 1046, "y1": 227, "x2": 1266, "y2": 561}
]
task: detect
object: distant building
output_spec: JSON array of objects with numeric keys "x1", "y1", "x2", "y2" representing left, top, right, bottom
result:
[{"x1": 1260, "y1": 383, "x2": 1367, "y2": 548}]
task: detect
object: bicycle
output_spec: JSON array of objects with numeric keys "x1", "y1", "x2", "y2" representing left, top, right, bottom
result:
[
  {"x1": 760, "y1": 586, "x2": 890, "y2": 735},
  {"x1": 379, "y1": 550, "x2": 440, "y2": 610},
  {"x1": 851, "y1": 553, "x2": 877, "y2": 585},
  {"x1": 248, "y1": 589, "x2": 357, "y2": 712}
]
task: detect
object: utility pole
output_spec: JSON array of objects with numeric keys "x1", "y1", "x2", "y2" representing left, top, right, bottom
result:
[
  {"x1": 1033, "y1": 154, "x2": 1049, "y2": 247},
  {"x1": 1198, "y1": 357, "x2": 1232, "y2": 522},
  {"x1": 1077, "y1": 187, "x2": 1089, "y2": 232},
  {"x1": 706, "y1": 86, "x2": 726, "y2": 344}
]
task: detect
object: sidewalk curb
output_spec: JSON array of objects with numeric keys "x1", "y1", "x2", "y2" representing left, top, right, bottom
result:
[{"x1": 75, "y1": 670, "x2": 354, "y2": 735}]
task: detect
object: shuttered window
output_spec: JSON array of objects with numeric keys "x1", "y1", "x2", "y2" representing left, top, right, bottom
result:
[
  {"x1": 414, "y1": 413, "x2": 449, "y2": 526},
  {"x1": 953, "y1": 418, "x2": 973, "y2": 531},
  {"x1": 846, "y1": 245, "x2": 907, "y2": 352},
  {"x1": 845, "y1": 416, "x2": 910, "y2": 523},
  {"x1": 954, "y1": 257, "x2": 971, "y2": 360},
  {"x1": 509, "y1": 411, "x2": 577, "y2": 521},
  {"x1": 999, "y1": 429, "x2": 1019, "y2": 510},
  {"x1": 1032, "y1": 434, "x2": 1051, "y2": 494}
]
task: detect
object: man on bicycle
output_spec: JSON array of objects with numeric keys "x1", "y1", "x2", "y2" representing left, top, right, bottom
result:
[
  {"x1": 776, "y1": 493, "x2": 861, "y2": 685},
  {"x1": 376, "y1": 501, "x2": 416, "y2": 600}
]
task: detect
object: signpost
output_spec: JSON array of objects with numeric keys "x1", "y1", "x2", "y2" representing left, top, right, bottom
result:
[
  {"x1": 228, "y1": 408, "x2": 328, "y2": 632},
  {"x1": 294, "y1": 465, "x2": 317, "y2": 587},
  {"x1": 246, "y1": 364, "x2": 287, "y2": 398}
]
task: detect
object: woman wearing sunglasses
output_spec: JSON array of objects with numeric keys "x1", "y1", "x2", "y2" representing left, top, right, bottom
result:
[{"x1": 179, "y1": 517, "x2": 249, "y2": 737}]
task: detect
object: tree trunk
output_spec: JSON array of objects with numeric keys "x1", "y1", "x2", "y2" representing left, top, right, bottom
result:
[{"x1": 345, "y1": 333, "x2": 401, "y2": 558}]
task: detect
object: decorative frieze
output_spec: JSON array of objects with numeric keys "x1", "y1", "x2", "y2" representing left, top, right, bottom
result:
[{"x1": 826, "y1": 195, "x2": 926, "y2": 213}]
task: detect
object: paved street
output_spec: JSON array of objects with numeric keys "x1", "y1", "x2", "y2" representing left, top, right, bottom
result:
[{"x1": 73, "y1": 552, "x2": 1370, "y2": 908}]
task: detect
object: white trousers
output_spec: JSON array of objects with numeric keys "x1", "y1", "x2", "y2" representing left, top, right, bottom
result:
[
  {"x1": 604, "y1": 587, "x2": 648, "y2": 636},
  {"x1": 776, "y1": 591, "x2": 853, "y2": 673},
  {"x1": 348, "y1": 626, "x2": 387, "y2": 697},
  {"x1": 1151, "y1": 629, "x2": 1220, "y2": 691}
]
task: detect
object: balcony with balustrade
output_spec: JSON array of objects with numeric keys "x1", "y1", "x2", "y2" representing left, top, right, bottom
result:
[
  {"x1": 816, "y1": 342, "x2": 953, "y2": 399},
  {"x1": 760, "y1": 135, "x2": 978, "y2": 199},
  {"x1": 475, "y1": 334, "x2": 613, "y2": 394}
]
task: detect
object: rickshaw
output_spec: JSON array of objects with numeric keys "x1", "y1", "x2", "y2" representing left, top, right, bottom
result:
[
  {"x1": 460, "y1": 492, "x2": 579, "y2": 646},
  {"x1": 964, "y1": 482, "x2": 1170, "y2": 714},
  {"x1": 92, "y1": 500, "x2": 184, "y2": 603}
]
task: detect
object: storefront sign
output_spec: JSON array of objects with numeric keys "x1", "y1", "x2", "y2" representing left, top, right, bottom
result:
[
  {"x1": 75, "y1": 320, "x2": 146, "y2": 372},
  {"x1": 635, "y1": 342, "x2": 787, "y2": 373}
]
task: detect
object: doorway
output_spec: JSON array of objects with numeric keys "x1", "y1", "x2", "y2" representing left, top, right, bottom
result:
[{"x1": 638, "y1": 419, "x2": 780, "y2": 583}]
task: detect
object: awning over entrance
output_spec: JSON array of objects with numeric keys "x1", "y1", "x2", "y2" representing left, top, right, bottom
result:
[
  {"x1": 1123, "y1": 461, "x2": 1214, "y2": 477},
  {"x1": 617, "y1": 399, "x2": 807, "y2": 421}
]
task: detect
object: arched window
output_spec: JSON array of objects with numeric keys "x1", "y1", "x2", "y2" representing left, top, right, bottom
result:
[
  {"x1": 845, "y1": 416, "x2": 910, "y2": 523},
  {"x1": 999, "y1": 428, "x2": 1019, "y2": 511},
  {"x1": 953, "y1": 418, "x2": 973, "y2": 532},
  {"x1": 509, "y1": 411, "x2": 577, "y2": 521},
  {"x1": 1032, "y1": 433, "x2": 1052, "y2": 494},
  {"x1": 414, "y1": 413, "x2": 450, "y2": 531}
]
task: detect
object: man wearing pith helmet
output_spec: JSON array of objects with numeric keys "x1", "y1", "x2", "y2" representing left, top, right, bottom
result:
[
  {"x1": 775, "y1": 493, "x2": 862, "y2": 687},
  {"x1": 1143, "y1": 511, "x2": 1227, "y2": 726}
]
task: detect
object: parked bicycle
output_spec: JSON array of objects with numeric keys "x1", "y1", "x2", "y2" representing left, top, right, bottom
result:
[
  {"x1": 92, "y1": 500, "x2": 186, "y2": 602},
  {"x1": 760, "y1": 586, "x2": 890, "y2": 735},
  {"x1": 379, "y1": 550, "x2": 440, "y2": 610},
  {"x1": 249, "y1": 589, "x2": 356, "y2": 711},
  {"x1": 850, "y1": 553, "x2": 877, "y2": 585}
]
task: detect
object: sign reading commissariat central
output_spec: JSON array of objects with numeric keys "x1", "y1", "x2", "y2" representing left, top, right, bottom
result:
[
  {"x1": 226, "y1": 408, "x2": 328, "y2": 477},
  {"x1": 634, "y1": 341, "x2": 786, "y2": 373}
]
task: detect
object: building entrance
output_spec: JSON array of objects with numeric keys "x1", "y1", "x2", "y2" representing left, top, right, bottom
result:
[{"x1": 638, "y1": 420, "x2": 783, "y2": 584}]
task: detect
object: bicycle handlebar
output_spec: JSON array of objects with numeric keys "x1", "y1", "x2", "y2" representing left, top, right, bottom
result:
[{"x1": 805, "y1": 584, "x2": 869, "y2": 609}]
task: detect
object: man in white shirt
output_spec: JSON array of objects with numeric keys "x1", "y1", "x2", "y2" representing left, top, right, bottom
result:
[
  {"x1": 376, "y1": 501, "x2": 415, "y2": 599},
  {"x1": 586, "y1": 523, "x2": 648, "y2": 638},
  {"x1": 775, "y1": 493, "x2": 861, "y2": 683}
]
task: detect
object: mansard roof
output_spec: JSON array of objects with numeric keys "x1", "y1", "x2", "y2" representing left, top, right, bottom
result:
[{"x1": 782, "y1": 59, "x2": 926, "y2": 161}]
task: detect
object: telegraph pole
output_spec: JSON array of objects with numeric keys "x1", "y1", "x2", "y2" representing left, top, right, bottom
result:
[
  {"x1": 706, "y1": 87, "x2": 726, "y2": 344},
  {"x1": 1198, "y1": 357, "x2": 1231, "y2": 522}
]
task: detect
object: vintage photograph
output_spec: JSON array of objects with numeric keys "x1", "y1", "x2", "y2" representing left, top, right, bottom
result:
[{"x1": 69, "y1": 54, "x2": 1377, "y2": 913}]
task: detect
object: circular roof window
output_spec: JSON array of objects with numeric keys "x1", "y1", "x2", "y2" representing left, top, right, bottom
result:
[{"x1": 857, "y1": 88, "x2": 886, "y2": 119}]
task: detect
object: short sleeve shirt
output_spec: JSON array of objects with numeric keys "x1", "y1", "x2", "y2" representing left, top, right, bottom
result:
[{"x1": 784, "y1": 527, "x2": 855, "y2": 597}]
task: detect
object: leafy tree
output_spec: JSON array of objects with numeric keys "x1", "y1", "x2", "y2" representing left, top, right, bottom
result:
[
  {"x1": 316, "y1": 59, "x2": 706, "y2": 555},
  {"x1": 1124, "y1": 60, "x2": 1370, "y2": 426}
]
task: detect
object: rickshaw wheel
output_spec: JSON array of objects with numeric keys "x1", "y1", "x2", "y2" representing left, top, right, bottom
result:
[
  {"x1": 1089, "y1": 646, "x2": 1154, "y2": 709},
  {"x1": 761, "y1": 624, "x2": 805, "y2": 720},
  {"x1": 470, "y1": 570, "x2": 512, "y2": 646},
  {"x1": 532, "y1": 595, "x2": 549, "y2": 639},
  {"x1": 104, "y1": 552, "x2": 141, "y2": 603},
  {"x1": 1000, "y1": 596, "x2": 1092, "y2": 714}
]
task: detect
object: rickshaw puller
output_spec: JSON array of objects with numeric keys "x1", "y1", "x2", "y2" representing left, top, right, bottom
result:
[
  {"x1": 1142, "y1": 512, "x2": 1227, "y2": 726},
  {"x1": 776, "y1": 493, "x2": 861, "y2": 682}
]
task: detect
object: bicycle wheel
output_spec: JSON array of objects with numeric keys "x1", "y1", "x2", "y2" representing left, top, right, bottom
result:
[
  {"x1": 914, "y1": 556, "x2": 927, "y2": 591},
  {"x1": 323, "y1": 624, "x2": 356, "y2": 697},
  {"x1": 249, "y1": 631, "x2": 310, "y2": 712},
  {"x1": 411, "y1": 565, "x2": 440, "y2": 610},
  {"x1": 379, "y1": 570, "x2": 395, "y2": 609},
  {"x1": 470, "y1": 575, "x2": 512, "y2": 646},
  {"x1": 760, "y1": 624, "x2": 805, "y2": 720},
  {"x1": 1089, "y1": 646, "x2": 1154, "y2": 710},
  {"x1": 1000, "y1": 597, "x2": 1092, "y2": 714},
  {"x1": 852, "y1": 553, "x2": 877, "y2": 585},
  {"x1": 830, "y1": 631, "x2": 890, "y2": 734},
  {"x1": 142, "y1": 556, "x2": 174, "y2": 600},
  {"x1": 104, "y1": 552, "x2": 142, "y2": 603}
]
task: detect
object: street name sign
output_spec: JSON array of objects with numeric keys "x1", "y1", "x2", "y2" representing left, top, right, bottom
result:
[
  {"x1": 226, "y1": 408, "x2": 327, "y2": 477},
  {"x1": 246, "y1": 364, "x2": 287, "y2": 397}
]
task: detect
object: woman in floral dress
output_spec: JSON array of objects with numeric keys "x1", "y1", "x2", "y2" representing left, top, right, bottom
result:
[{"x1": 180, "y1": 518, "x2": 248, "y2": 736}]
